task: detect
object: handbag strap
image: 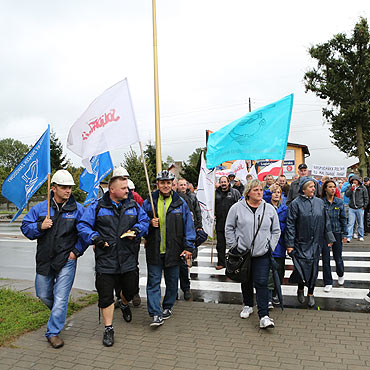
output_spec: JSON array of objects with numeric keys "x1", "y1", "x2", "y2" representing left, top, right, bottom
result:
[{"x1": 250, "y1": 202, "x2": 266, "y2": 254}]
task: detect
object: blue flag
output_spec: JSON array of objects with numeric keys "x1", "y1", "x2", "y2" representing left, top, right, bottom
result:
[
  {"x1": 80, "y1": 151, "x2": 113, "y2": 206},
  {"x1": 2, "y1": 125, "x2": 51, "y2": 222},
  {"x1": 206, "y1": 94, "x2": 294, "y2": 169}
]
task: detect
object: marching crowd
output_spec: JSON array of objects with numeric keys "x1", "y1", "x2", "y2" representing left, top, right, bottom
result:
[{"x1": 19, "y1": 163, "x2": 370, "y2": 348}]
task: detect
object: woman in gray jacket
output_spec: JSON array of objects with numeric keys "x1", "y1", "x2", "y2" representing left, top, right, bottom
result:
[{"x1": 225, "y1": 179, "x2": 281, "y2": 329}]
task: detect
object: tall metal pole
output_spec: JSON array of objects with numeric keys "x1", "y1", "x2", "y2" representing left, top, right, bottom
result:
[{"x1": 152, "y1": 0, "x2": 162, "y2": 173}]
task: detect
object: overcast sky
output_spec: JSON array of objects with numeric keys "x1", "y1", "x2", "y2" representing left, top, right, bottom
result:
[{"x1": 0, "y1": 0, "x2": 368, "y2": 170}]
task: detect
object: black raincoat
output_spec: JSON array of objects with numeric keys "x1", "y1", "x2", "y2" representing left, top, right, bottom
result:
[{"x1": 285, "y1": 177, "x2": 335, "y2": 289}]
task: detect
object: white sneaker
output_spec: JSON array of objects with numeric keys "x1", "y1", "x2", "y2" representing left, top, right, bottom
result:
[
  {"x1": 259, "y1": 316, "x2": 275, "y2": 329},
  {"x1": 359, "y1": 237, "x2": 364, "y2": 241},
  {"x1": 240, "y1": 306, "x2": 253, "y2": 319},
  {"x1": 338, "y1": 275, "x2": 345, "y2": 285},
  {"x1": 324, "y1": 285, "x2": 332, "y2": 292},
  {"x1": 353, "y1": 233, "x2": 358, "y2": 239}
]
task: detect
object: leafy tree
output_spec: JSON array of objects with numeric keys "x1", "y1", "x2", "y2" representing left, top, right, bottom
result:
[
  {"x1": 0, "y1": 138, "x2": 30, "y2": 171},
  {"x1": 180, "y1": 147, "x2": 203, "y2": 187},
  {"x1": 304, "y1": 17, "x2": 370, "y2": 176},
  {"x1": 50, "y1": 130, "x2": 68, "y2": 170},
  {"x1": 121, "y1": 147, "x2": 156, "y2": 199},
  {"x1": 143, "y1": 141, "x2": 157, "y2": 178}
]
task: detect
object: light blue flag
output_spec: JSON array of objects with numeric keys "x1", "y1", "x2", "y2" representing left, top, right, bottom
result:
[
  {"x1": 2, "y1": 125, "x2": 51, "y2": 222},
  {"x1": 80, "y1": 151, "x2": 113, "y2": 206},
  {"x1": 206, "y1": 94, "x2": 294, "y2": 169}
]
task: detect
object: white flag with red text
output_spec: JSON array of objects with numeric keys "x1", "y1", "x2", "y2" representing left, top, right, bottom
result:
[
  {"x1": 67, "y1": 79, "x2": 139, "y2": 171},
  {"x1": 230, "y1": 160, "x2": 248, "y2": 185}
]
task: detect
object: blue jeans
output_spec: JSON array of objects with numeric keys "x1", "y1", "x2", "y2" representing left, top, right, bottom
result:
[
  {"x1": 322, "y1": 232, "x2": 345, "y2": 285},
  {"x1": 35, "y1": 259, "x2": 77, "y2": 338},
  {"x1": 241, "y1": 253, "x2": 270, "y2": 319},
  {"x1": 146, "y1": 256, "x2": 180, "y2": 317},
  {"x1": 348, "y1": 208, "x2": 364, "y2": 239}
]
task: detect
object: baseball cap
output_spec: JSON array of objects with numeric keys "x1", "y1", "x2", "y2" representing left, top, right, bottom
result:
[{"x1": 298, "y1": 163, "x2": 308, "y2": 170}]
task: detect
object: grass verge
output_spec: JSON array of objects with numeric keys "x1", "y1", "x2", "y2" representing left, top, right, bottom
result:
[{"x1": 0, "y1": 288, "x2": 98, "y2": 346}]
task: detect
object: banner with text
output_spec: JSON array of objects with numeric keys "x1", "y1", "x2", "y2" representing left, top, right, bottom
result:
[{"x1": 311, "y1": 165, "x2": 347, "y2": 177}]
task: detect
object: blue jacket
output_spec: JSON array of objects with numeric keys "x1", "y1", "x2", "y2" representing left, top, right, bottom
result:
[
  {"x1": 21, "y1": 193, "x2": 86, "y2": 275},
  {"x1": 263, "y1": 189, "x2": 287, "y2": 258},
  {"x1": 323, "y1": 197, "x2": 347, "y2": 235},
  {"x1": 142, "y1": 190, "x2": 195, "y2": 267},
  {"x1": 77, "y1": 191, "x2": 150, "y2": 274}
]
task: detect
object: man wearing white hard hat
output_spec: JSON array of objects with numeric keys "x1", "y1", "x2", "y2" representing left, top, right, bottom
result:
[{"x1": 21, "y1": 169, "x2": 87, "y2": 349}]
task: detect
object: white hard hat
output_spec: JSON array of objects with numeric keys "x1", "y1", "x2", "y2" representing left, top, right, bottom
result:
[
  {"x1": 112, "y1": 166, "x2": 130, "y2": 177},
  {"x1": 127, "y1": 179, "x2": 135, "y2": 190},
  {"x1": 51, "y1": 170, "x2": 75, "y2": 186}
]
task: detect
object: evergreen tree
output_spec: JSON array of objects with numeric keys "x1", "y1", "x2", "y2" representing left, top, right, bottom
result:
[
  {"x1": 50, "y1": 130, "x2": 68, "y2": 170},
  {"x1": 0, "y1": 138, "x2": 30, "y2": 171}
]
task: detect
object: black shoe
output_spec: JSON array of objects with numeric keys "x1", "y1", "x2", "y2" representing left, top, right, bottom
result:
[
  {"x1": 184, "y1": 290, "x2": 192, "y2": 301},
  {"x1": 102, "y1": 327, "x2": 114, "y2": 347},
  {"x1": 132, "y1": 293, "x2": 141, "y2": 307},
  {"x1": 272, "y1": 295, "x2": 280, "y2": 306},
  {"x1": 162, "y1": 308, "x2": 172, "y2": 320},
  {"x1": 307, "y1": 295, "x2": 315, "y2": 308},
  {"x1": 297, "y1": 290, "x2": 305, "y2": 304},
  {"x1": 150, "y1": 315, "x2": 164, "y2": 327},
  {"x1": 364, "y1": 292, "x2": 370, "y2": 303},
  {"x1": 119, "y1": 302, "x2": 132, "y2": 322}
]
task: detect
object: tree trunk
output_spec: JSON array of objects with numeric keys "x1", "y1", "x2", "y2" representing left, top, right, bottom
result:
[{"x1": 356, "y1": 122, "x2": 368, "y2": 177}]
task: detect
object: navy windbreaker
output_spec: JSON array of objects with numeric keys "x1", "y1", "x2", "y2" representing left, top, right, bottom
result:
[
  {"x1": 142, "y1": 190, "x2": 196, "y2": 267},
  {"x1": 77, "y1": 191, "x2": 150, "y2": 274},
  {"x1": 21, "y1": 193, "x2": 86, "y2": 275}
]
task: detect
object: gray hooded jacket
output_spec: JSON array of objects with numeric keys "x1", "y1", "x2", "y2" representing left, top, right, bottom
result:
[
  {"x1": 225, "y1": 199, "x2": 281, "y2": 257},
  {"x1": 345, "y1": 175, "x2": 369, "y2": 209}
]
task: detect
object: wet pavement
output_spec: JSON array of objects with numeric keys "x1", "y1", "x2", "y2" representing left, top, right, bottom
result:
[{"x1": 1, "y1": 223, "x2": 370, "y2": 369}]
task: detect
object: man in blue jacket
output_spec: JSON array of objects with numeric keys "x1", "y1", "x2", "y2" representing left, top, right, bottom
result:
[
  {"x1": 77, "y1": 175, "x2": 149, "y2": 347},
  {"x1": 142, "y1": 171, "x2": 196, "y2": 327},
  {"x1": 21, "y1": 170, "x2": 86, "y2": 349}
]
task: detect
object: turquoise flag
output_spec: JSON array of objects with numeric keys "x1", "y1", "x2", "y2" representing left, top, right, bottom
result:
[{"x1": 206, "y1": 94, "x2": 293, "y2": 169}]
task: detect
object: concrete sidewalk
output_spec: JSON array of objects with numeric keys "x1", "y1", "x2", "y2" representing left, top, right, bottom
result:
[{"x1": 1, "y1": 285, "x2": 370, "y2": 370}]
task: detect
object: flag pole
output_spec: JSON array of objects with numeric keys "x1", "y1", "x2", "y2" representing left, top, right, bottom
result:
[
  {"x1": 139, "y1": 141, "x2": 157, "y2": 218},
  {"x1": 277, "y1": 159, "x2": 284, "y2": 178},
  {"x1": 211, "y1": 167, "x2": 216, "y2": 264},
  {"x1": 46, "y1": 175, "x2": 51, "y2": 219},
  {"x1": 152, "y1": 0, "x2": 162, "y2": 174}
]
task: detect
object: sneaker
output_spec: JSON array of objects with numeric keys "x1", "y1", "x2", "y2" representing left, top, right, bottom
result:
[
  {"x1": 240, "y1": 306, "x2": 253, "y2": 319},
  {"x1": 102, "y1": 327, "x2": 114, "y2": 347},
  {"x1": 324, "y1": 285, "x2": 332, "y2": 292},
  {"x1": 268, "y1": 301, "x2": 274, "y2": 309},
  {"x1": 347, "y1": 239, "x2": 351, "y2": 243},
  {"x1": 184, "y1": 290, "x2": 193, "y2": 301},
  {"x1": 338, "y1": 275, "x2": 345, "y2": 285},
  {"x1": 259, "y1": 316, "x2": 275, "y2": 329},
  {"x1": 47, "y1": 335, "x2": 64, "y2": 349},
  {"x1": 354, "y1": 233, "x2": 358, "y2": 239},
  {"x1": 307, "y1": 295, "x2": 315, "y2": 308},
  {"x1": 150, "y1": 315, "x2": 164, "y2": 327},
  {"x1": 119, "y1": 301, "x2": 132, "y2": 322},
  {"x1": 297, "y1": 289, "x2": 305, "y2": 304},
  {"x1": 162, "y1": 308, "x2": 172, "y2": 320},
  {"x1": 364, "y1": 292, "x2": 370, "y2": 304},
  {"x1": 132, "y1": 293, "x2": 141, "y2": 307},
  {"x1": 359, "y1": 237, "x2": 364, "y2": 241},
  {"x1": 272, "y1": 295, "x2": 280, "y2": 306}
]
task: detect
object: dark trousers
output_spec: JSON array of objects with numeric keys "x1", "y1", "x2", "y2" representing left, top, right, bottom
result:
[
  {"x1": 216, "y1": 230, "x2": 226, "y2": 266},
  {"x1": 321, "y1": 232, "x2": 345, "y2": 285},
  {"x1": 241, "y1": 253, "x2": 270, "y2": 319},
  {"x1": 179, "y1": 261, "x2": 190, "y2": 292}
]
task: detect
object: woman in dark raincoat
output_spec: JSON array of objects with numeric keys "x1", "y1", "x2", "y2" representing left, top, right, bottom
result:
[{"x1": 285, "y1": 177, "x2": 335, "y2": 307}]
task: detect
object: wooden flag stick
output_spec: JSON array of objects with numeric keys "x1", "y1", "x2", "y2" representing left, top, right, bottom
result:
[
  {"x1": 277, "y1": 160, "x2": 284, "y2": 178},
  {"x1": 46, "y1": 174, "x2": 51, "y2": 219},
  {"x1": 138, "y1": 141, "x2": 157, "y2": 218}
]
